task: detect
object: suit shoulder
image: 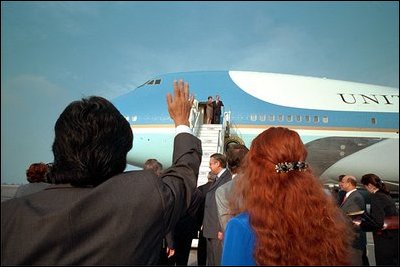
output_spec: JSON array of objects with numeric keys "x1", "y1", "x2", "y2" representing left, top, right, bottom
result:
[{"x1": 104, "y1": 171, "x2": 161, "y2": 192}]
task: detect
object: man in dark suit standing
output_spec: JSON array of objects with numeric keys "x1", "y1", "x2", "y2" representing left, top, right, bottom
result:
[
  {"x1": 168, "y1": 187, "x2": 204, "y2": 265},
  {"x1": 197, "y1": 171, "x2": 216, "y2": 266},
  {"x1": 197, "y1": 172, "x2": 216, "y2": 266},
  {"x1": 202, "y1": 153, "x2": 232, "y2": 265},
  {"x1": 1, "y1": 80, "x2": 202, "y2": 265},
  {"x1": 212, "y1": 95, "x2": 224, "y2": 124},
  {"x1": 339, "y1": 175, "x2": 367, "y2": 266}
]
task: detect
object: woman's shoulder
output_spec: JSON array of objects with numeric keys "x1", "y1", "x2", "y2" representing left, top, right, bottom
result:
[
  {"x1": 234, "y1": 212, "x2": 249, "y2": 219},
  {"x1": 372, "y1": 192, "x2": 398, "y2": 211},
  {"x1": 231, "y1": 212, "x2": 250, "y2": 226},
  {"x1": 374, "y1": 191, "x2": 394, "y2": 201}
]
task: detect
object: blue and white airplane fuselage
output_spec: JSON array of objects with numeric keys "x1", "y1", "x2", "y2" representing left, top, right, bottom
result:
[{"x1": 112, "y1": 71, "x2": 399, "y2": 190}]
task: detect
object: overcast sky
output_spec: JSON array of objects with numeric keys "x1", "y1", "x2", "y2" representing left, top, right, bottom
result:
[{"x1": 1, "y1": 1, "x2": 399, "y2": 184}]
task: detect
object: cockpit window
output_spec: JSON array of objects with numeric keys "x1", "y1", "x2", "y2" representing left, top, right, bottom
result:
[
  {"x1": 137, "y1": 80, "x2": 149, "y2": 88},
  {"x1": 137, "y1": 79, "x2": 162, "y2": 88},
  {"x1": 146, "y1": 79, "x2": 162, "y2": 85}
]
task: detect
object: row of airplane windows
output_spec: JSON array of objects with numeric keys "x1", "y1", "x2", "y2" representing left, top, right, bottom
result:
[
  {"x1": 249, "y1": 114, "x2": 377, "y2": 125},
  {"x1": 250, "y1": 114, "x2": 329, "y2": 123},
  {"x1": 137, "y1": 79, "x2": 162, "y2": 88},
  {"x1": 124, "y1": 114, "x2": 378, "y2": 125}
]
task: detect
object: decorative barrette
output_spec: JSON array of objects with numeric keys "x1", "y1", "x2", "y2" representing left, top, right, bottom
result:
[{"x1": 275, "y1": 161, "x2": 308, "y2": 173}]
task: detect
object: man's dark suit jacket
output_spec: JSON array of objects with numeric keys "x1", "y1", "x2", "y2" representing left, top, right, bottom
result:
[
  {"x1": 202, "y1": 169, "x2": 232, "y2": 238},
  {"x1": 196, "y1": 181, "x2": 213, "y2": 266},
  {"x1": 212, "y1": 101, "x2": 224, "y2": 116},
  {"x1": 1, "y1": 133, "x2": 202, "y2": 265},
  {"x1": 340, "y1": 190, "x2": 367, "y2": 250}
]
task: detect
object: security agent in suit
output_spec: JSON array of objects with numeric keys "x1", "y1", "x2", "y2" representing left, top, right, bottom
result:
[
  {"x1": 339, "y1": 175, "x2": 367, "y2": 266},
  {"x1": 1, "y1": 80, "x2": 202, "y2": 265},
  {"x1": 202, "y1": 153, "x2": 232, "y2": 266},
  {"x1": 197, "y1": 172, "x2": 216, "y2": 266},
  {"x1": 212, "y1": 95, "x2": 224, "y2": 124},
  {"x1": 169, "y1": 187, "x2": 204, "y2": 265}
]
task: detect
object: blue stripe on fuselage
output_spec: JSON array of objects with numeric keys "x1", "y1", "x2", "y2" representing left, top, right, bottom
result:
[{"x1": 112, "y1": 71, "x2": 398, "y2": 130}]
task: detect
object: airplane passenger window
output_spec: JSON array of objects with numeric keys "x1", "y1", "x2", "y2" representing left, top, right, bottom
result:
[
  {"x1": 305, "y1": 115, "x2": 311, "y2": 122},
  {"x1": 371, "y1": 118, "x2": 377, "y2": 124},
  {"x1": 313, "y1": 116, "x2": 319, "y2": 123},
  {"x1": 287, "y1": 115, "x2": 293, "y2": 122},
  {"x1": 259, "y1": 115, "x2": 266, "y2": 121},
  {"x1": 322, "y1": 116, "x2": 328, "y2": 123},
  {"x1": 296, "y1": 115, "x2": 301, "y2": 122},
  {"x1": 278, "y1": 115, "x2": 284, "y2": 121},
  {"x1": 268, "y1": 114, "x2": 275, "y2": 121}
]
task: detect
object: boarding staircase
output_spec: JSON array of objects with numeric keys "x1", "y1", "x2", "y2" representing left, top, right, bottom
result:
[
  {"x1": 190, "y1": 107, "x2": 231, "y2": 186},
  {"x1": 190, "y1": 110, "x2": 230, "y2": 248}
]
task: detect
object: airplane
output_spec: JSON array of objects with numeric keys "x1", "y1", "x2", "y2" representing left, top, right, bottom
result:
[{"x1": 112, "y1": 71, "x2": 399, "y2": 193}]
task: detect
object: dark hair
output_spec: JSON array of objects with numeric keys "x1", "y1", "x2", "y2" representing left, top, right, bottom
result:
[
  {"x1": 361, "y1": 173, "x2": 390, "y2": 195},
  {"x1": 226, "y1": 144, "x2": 249, "y2": 174},
  {"x1": 338, "y1": 174, "x2": 346, "y2": 182},
  {"x1": 26, "y1": 163, "x2": 49, "y2": 183},
  {"x1": 47, "y1": 96, "x2": 133, "y2": 187},
  {"x1": 210, "y1": 153, "x2": 227, "y2": 168},
  {"x1": 144, "y1": 159, "x2": 163, "y2": 177}
]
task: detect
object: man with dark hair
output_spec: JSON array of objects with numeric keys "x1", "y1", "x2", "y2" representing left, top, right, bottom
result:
[
  {"x1": 212, "y1": 95, "x2": 224, "y2": 124},
  {"x1": 50, "y1": 96, "x2": 133, "y2": 186},
  {"x1": 1, "y1": 80, "x2": 202, "y2": 265},
  {"x1": 202, "y1": 153, "x2": 231, "y2": 265},
  {"x1": 337, "y1": 174, "x2": 347, "y2": 205}
]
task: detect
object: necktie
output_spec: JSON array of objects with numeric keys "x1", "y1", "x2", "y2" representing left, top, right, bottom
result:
[
  {"x1": 341, "y1": 195, "x2": 348, "y2": 205},
  {"x1": 212, "y1": 175, "x2": 218, "y2": 185}
]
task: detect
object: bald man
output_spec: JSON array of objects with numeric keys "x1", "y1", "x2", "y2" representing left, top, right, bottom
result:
[{"x1": 339, "y1": 175, "x2": 367, "y2": 266}]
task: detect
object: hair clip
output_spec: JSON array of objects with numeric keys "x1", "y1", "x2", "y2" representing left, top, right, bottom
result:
[{"x1": 275, "y1": 161, "x2": 308, "y2": 173}]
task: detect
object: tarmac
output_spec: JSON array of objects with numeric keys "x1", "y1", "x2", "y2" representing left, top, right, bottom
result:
[
  {"x1": 188, "y1": 249, "x2": 198, "y2": 266},
  {"x1": 1, "y1": 184, "x2": 19, "y2": 202}
]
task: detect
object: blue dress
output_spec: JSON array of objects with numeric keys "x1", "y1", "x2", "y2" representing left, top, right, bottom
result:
[{"x1": 221, "y1": 212, "x2": 256, "y2": 266}]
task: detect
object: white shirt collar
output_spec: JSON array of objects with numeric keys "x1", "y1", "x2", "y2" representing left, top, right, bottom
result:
[
  {"x1": 345, "y1": 188, "x2": 357, "y2": 198},
  {"x1": 217, "y1": 168, "x2": 227, "y2": 178}
]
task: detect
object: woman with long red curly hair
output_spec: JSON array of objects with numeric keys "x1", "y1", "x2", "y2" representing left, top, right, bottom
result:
[
  {"x1": 221, "y1": 127, "x2": 354, "y2": 265},
  {"x1": 14, "y1": 162, "x2": 51, "y2": 198}
]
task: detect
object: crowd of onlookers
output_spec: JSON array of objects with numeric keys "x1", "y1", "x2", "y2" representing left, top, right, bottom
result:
[{"x1": 1, "y1": 80, "x2": 398, "y2": 266}]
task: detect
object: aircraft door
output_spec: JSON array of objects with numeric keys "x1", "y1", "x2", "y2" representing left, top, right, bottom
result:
[{"x1": 197, "y1": 102, "x2": 207, "y2": 125}]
